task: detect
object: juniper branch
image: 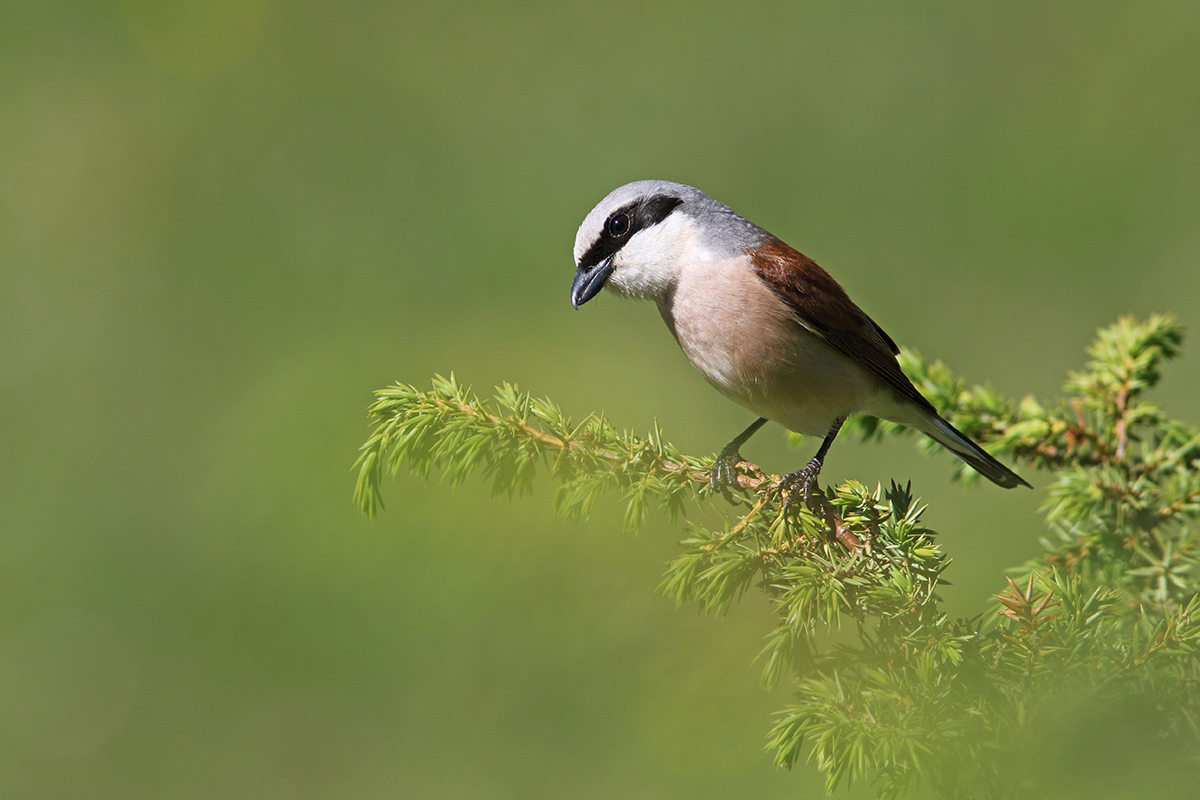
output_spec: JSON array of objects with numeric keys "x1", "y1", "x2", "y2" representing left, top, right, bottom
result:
[
  {"x1": 354, "y1": 374, "x2": 782, "y2": 524},
  {"x1": 355, "y1": 315, "x2": 1200, "y2": 798}
]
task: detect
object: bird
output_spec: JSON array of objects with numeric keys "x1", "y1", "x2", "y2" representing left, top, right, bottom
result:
[{"x1": 569, "y1": 180, "x2": 1030, "y2": 502}]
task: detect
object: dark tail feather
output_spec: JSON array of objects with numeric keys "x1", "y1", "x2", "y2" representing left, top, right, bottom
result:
[{"x1": 923, "y1": 415, "x2": 1031, "y2": 489}]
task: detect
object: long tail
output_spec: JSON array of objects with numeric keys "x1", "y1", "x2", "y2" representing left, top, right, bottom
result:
[{"x1": 922, "y1": 415, "x2": 1031, "y2": 489}]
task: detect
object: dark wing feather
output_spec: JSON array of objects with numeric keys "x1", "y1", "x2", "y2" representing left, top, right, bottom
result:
[{"x1": 750, "y1": 236, "x2": 936, "y2": 416}]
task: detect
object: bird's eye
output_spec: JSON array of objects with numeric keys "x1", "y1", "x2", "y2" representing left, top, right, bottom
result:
[{"x1": 606, "y1": 213, "x2": 630, "y2": 237}]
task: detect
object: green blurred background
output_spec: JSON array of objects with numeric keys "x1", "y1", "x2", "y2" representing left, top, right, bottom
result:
[{"x1": 2, "y1": 2, "x2": 1199, "y2": 797}]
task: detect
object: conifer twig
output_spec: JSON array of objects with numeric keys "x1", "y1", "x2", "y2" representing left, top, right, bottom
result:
[{"x1": 355, "y1": 315, "x2": 1200, "y2": 797}]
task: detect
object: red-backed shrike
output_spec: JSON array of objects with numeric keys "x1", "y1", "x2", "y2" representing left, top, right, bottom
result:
[{"x1": 570, "y1": 180, "x2": 1029, "y2": 499}]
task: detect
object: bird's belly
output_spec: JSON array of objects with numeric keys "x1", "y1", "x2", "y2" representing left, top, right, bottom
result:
[{"x1": 663, "y1": 296, "x2": 878, "y2": 437}]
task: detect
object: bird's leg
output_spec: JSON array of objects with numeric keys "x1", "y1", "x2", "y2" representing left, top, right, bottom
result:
[
  {"x1": 710, "y1": 417, "x2": 768, "y2": 492},
  {"x1": 780, "y1": 418, "x2": 844, "y2": 509}
]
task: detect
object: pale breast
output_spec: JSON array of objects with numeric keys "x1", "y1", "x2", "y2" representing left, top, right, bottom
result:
[{"x1": 658, "y1": 255, "x2": 881, "y2": 436}]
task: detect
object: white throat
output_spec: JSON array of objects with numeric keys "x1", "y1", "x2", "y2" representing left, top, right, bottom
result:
[{"x1": 605, "y1": 212, "x2": 699, "y2": 303}]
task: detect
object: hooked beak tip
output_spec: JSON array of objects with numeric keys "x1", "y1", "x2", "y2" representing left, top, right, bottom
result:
[{"x1": 570, "y1": 256, "x2": 614, "y2": 309}]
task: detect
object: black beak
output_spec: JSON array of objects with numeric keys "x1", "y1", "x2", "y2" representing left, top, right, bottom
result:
[{"x1": 570, "y1": 256, "x2": 615, "y2": 309}]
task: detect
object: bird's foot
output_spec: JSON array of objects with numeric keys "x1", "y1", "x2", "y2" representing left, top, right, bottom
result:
[
  {"x1": 778, "y1": 458, "x2": 824, "y2": 510},
  {"x1": 709, "y1": 446, "x2": 745, "y2": 493},
  {"x1": 778, "y1": 461, "x2": 862, "y2": 552}
]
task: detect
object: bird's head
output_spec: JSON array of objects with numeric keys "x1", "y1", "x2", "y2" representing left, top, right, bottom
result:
[
  {"x1": 573, "y1": 180, "x2": 771, "y2": 308},
  {"x1": 571, "y1": 180, "x2": 690, "y2": 308}
]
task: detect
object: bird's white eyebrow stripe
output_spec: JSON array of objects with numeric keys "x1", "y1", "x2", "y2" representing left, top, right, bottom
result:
[{"x1": 577, "y1": 194, "x2": 683, "y2": 270}]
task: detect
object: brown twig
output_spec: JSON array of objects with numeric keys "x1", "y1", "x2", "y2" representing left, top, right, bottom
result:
[{"x1": 808, "y1": 492, "x2": 864, "y2": 553}]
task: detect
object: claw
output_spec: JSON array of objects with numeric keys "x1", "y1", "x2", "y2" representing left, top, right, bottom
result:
[
  {"x1": 710, "y1": 418, "x2": 768, "y2": 494},
  {"x1": 709, "y1": 447, "x2": 744, "y2": 492},
  {"x1": 778, "y1": 418, "x2": 842, "y2": 512},
  {"x1": 779, "y1": 460, "x2": 822, "y2": 511}
]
